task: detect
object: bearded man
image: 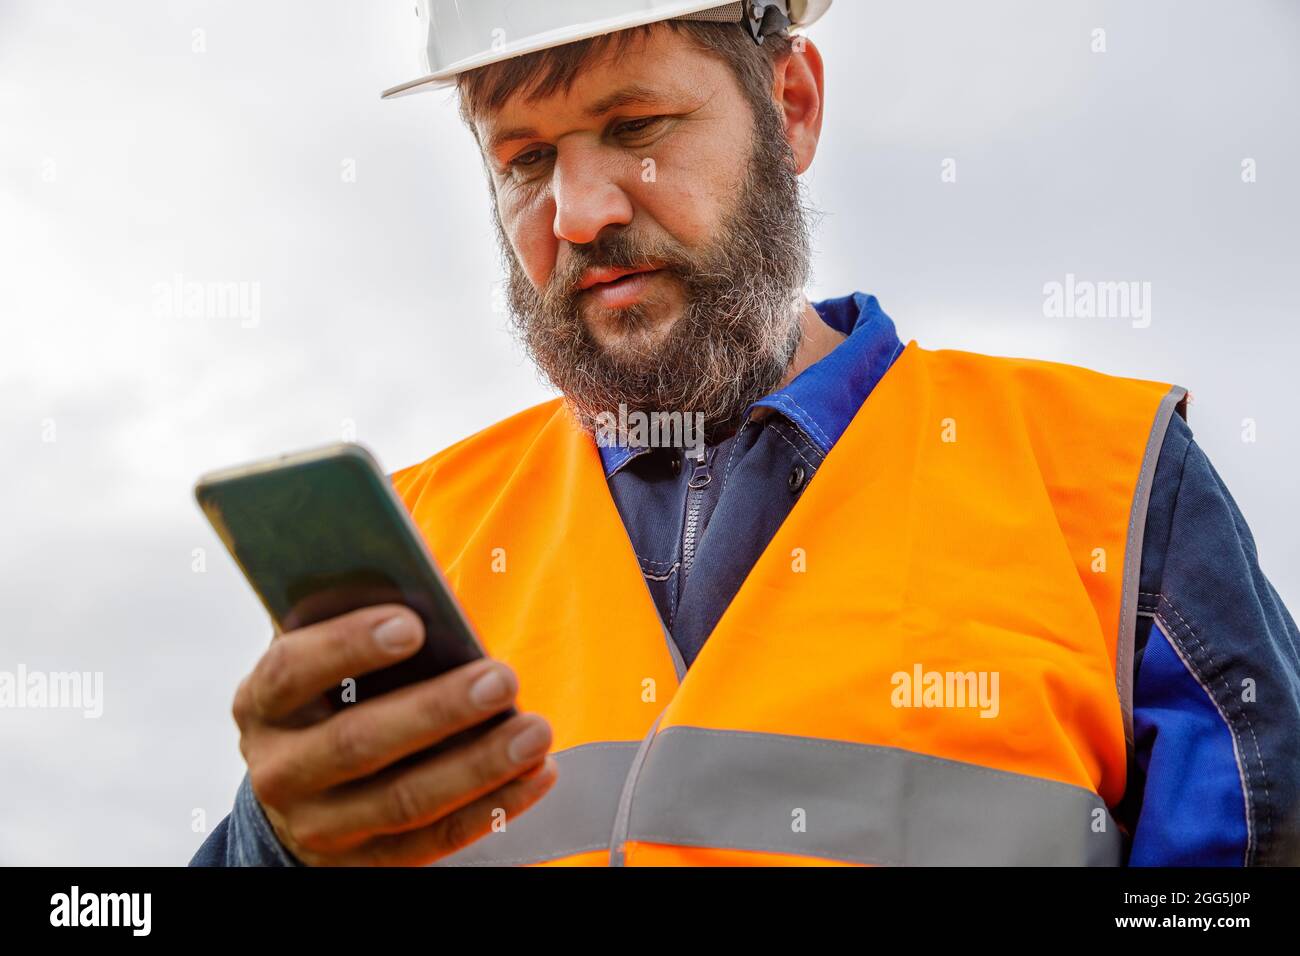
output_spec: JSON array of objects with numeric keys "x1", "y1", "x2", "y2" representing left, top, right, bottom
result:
[{"x1": 193, "y1": 1, "x2": 1300, "y2": 867}]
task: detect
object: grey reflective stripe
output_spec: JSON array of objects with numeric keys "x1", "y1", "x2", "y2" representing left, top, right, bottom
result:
[
  {"x1": 625, "y1": 726, "x2": 1123, "y2": 865},
  {"x1": 1117, "y1": 384, "x2": 1189, "y2": 760},
  {"x1": 431, "y1": 741, "x2": 635, "y2": 866},
  {"x1": 609, "y1": 711, "x2": 665, "y2": 866}
]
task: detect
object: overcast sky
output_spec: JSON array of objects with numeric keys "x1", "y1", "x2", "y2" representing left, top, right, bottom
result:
[{"x1": 1, "y1": 0, "x2": 1297, "y2": 864}]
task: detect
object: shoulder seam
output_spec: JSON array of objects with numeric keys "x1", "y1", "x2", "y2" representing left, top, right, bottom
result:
[{"x1": 1149, "y1": 599, "x2": 1261, "y2": 865}]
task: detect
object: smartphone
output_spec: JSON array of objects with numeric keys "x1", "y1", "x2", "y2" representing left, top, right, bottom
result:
[{"x1": 194, "y1": 442, "x2": 514, "y2": 755}]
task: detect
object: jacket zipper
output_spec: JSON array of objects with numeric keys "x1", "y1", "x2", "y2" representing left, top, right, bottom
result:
[{"x1": 681, "y1": 445, "x2": 712, "y2": 581}]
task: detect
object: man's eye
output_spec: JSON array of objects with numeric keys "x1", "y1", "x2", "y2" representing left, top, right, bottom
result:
[
  {"x1": 510, "y1": 148, "x2": 549, "y2": 169},
  {"x1": 616, "y1": 116, "x2": 664, "y2": 137}
]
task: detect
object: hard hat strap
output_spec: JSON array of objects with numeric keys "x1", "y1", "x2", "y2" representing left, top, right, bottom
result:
[{"x1": 675, "y1": 1, "x2": 793, "y2": 45}]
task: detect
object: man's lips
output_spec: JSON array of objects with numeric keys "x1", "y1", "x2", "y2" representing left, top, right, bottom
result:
[
  {"x1": 575, "y1": 265, "x2": 665, "y2": 310},
  {"x1": 577, "y1": 265, "x2": 661, "y2": 291}
]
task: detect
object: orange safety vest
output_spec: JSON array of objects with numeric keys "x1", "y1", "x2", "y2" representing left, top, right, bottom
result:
[{"x1": 391, "y1": 341, "x2": 1186, "y2": 866}]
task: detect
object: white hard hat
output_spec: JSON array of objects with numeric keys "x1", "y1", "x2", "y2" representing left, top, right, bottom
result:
[{"x1": 381, "y1": 0, "x2": 833, "y2": 100}]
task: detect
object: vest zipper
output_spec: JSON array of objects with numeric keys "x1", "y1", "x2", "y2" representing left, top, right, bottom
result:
[{"x1": 681, "y1": 445, "x2": 712, "y2": 582}]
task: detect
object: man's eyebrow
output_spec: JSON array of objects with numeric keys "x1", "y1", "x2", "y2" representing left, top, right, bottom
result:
[
  {"x1": 484, "y1": 85, "x2": 670, "y2": 154},
  {"x1": 485, "y1": 125, "x2": 541, "y2": 155},
  {"x1": 584, "y1": 84, "x2": 665, "y2": 117}
]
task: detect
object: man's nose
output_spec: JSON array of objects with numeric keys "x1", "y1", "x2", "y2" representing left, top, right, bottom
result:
[{"x1": 551, "y1": 145, "x2": 634, "y2": 246}]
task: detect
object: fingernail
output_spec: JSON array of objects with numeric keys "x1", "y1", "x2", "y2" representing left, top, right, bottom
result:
[
  {"x1": 507, "y1": 720, "x2": 551, "y2": 764},
  {"x1": 469, "y1": 666, "x2": 513, "y2": 709},
  {"x1": 373, "y1": 614, "x2": 420, "y2": 653},
  {"x1": 518, "y1": 754, "x2": 556, "y2": 782}
]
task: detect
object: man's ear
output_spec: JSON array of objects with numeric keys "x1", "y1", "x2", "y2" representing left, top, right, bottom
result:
[{"x1": 772, "y1": 37, "x2": 825, "y2": 175}]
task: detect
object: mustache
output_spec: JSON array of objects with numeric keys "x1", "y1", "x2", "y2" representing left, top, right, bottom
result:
[{"x1": 546, "y1": 231, "x2": 694, "y2": 303}]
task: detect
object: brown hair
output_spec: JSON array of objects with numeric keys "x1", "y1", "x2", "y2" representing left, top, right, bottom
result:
[{"x1": 455, "y1": 20, "x2": 794, "y2": 131}]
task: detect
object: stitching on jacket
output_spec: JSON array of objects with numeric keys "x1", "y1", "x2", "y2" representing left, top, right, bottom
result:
[
  {"x1": 771, "y1": 393, "x2": 834, "y2": 450},
  {"x1": 668, "y1": 540, "x2": 680, "y2": 630},
  {"x1": 775, "y1": 417, "x2": 827, "y2": 467},
  {"x1": 771, "y1": 394, "x2": 832, "y2": 449},
  {"x1": 718, "y1": 416, "x2": 754, "y2": 495},
  {"x1": 643, "y1": 563, "x2": 679, "y2": 583},
  {"x1": 768, "y1": 423, "x2": 821, "y2": 472},
  {"x1": 1160, "y1": 595, "x2": 1271, "y2": 843},
  {"x1": 1151, "y1": 596, "x2": 1264, "y2": 865},
  {"x1": 243, "y1": 778, "x2": 298, "y2": 866}
]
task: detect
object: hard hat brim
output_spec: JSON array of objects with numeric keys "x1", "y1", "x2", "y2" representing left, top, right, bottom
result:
[
  {"x1": 382, "y1": 72, "x2": 456, "y2": 100},
  {"x1": 380, "y1": 0, "x2": 831, "y2": 101}
]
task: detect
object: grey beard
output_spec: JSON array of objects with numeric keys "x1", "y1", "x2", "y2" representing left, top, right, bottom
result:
[{"x1": 498, "y1": 95, "x2": 813, "y2": 444}]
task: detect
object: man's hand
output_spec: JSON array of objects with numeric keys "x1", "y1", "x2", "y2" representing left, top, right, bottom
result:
[{"x1": 232, "y1": 603, "x2": 557, "y2": 865}]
